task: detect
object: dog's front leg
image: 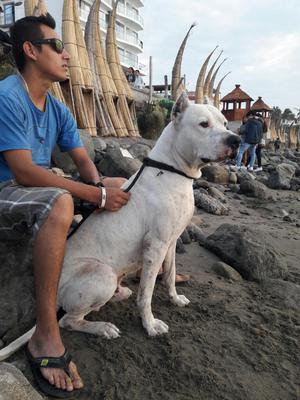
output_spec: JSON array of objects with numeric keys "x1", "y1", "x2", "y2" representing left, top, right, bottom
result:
[
  {"x1": 137, "y1": 241, "x2": 169, "y2": 337},
  {"x1": 162, "y1": 242, "x2": 190, "y2": 307}
]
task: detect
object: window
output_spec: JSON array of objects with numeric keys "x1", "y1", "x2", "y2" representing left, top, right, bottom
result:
[{"x1": 2, "y1": 3, "x2": 15, "y2": 26}]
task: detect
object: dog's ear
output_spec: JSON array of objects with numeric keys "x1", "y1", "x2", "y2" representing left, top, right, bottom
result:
[{"x1": 171, "y1": 92, "x2": 189, "y2": 121}]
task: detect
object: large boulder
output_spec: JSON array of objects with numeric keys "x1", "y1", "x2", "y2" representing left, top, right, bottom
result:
[
  {"x1": 0, "y1": 363, "x2": 43, "y2": 400},
  {"x1": 267, "y1": 163, "x2": 296, "y2": 190},
  {"x1": 128, "y1": 142, "x2": 153, "y2": 162},
  {"x1": 239, "y1": 177, "x2": 275, "y2": 200},
  {"x1": 96, "y1": 146, "x2": 141, "y2": 178},
  {"x1": 51, "y1": 129, "x2": 95, "y2": 174},
  {"x1": 205, "y1": 224, "x2": 288, "y2": 281},
  {"x1": 201, "y1": 164, "x2": 230, "y2": 184}
]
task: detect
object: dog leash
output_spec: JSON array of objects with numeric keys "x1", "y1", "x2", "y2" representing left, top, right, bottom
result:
[{"x1": 67, "y1": 157, "x2": 194, "y2": 239}]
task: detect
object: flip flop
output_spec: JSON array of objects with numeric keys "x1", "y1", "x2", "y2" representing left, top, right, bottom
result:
[{"x1": 25, "y1": 346, "x2": 81, "y2": 399}]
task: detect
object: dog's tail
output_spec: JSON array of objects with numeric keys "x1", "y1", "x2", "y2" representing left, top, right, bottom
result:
[{"x1": 0, "y1": 326, "x2": 35, "y2": 361}]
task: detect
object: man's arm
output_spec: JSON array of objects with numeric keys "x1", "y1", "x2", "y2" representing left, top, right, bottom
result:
[{"x1": 4, "y1": 149, "x2": 130, "y2": 211}]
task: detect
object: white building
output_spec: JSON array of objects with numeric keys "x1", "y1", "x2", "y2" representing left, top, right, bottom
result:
[{"x1": 0, "y1": 0, "x2": 144, "y2": 70}]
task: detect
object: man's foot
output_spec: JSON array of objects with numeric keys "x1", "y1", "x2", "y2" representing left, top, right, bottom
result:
[
  {"x1": 247, "y1": 166, "x2": 254, "y2": 172},
  {"x1": 28, "y1": 337, "x2": 83, "y2": 395}
]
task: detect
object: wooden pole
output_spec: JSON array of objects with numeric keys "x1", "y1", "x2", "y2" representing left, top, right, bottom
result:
[
  {"x1": 149, "y1": 56, "x2": 153, "y2": 103},
  {"x1": 164, "y1": 75, "x2": 168, "y2": 99}
]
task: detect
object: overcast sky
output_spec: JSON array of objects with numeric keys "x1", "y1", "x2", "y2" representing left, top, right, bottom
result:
[{"x1": 139, "y1": 0, "x2": 300, "y2": 112}]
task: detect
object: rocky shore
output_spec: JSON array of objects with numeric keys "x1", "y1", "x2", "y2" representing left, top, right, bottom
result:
[{"x1": 0, "y1": 135, "x2": 299, "y2": 400}]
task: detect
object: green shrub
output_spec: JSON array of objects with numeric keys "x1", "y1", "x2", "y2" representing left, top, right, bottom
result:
[{"x1": 137, "y1": 102, "x2": 166, "y2": 140}]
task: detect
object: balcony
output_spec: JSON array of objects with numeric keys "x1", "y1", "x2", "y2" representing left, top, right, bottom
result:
[
  {"x1": 116, "y1": 30, "x2": 143, "y2": 52},
  {"x1": 117, "y1": 3, "x2": 144, "y2": 30}
]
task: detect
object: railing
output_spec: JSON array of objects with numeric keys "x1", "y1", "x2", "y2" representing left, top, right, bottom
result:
[
  {"x1": 119, "y1": 52, "x2": 138, "y2": 69},
  {"x1": 116, "y1": 30, "x2": 142, "y2": 49},
  {"x1": 117, "y1": 4, "x2": 144, "y2": 26}
]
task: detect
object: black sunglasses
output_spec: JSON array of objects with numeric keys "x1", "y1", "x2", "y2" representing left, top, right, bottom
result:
[{"x1": 30, "y1": 38, "x2": 65, "y2": 54}]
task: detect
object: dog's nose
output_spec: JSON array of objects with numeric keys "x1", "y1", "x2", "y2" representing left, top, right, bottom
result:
[{"x1": 226, "y1": 134, "x2": 240, "y2": 150}]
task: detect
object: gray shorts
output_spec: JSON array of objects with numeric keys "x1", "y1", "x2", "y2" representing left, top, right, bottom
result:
[{"x1": 0, "y1": 181, "x2": 70, "y2": 240}]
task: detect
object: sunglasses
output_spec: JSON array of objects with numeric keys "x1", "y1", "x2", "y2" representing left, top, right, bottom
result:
[{"x1": 30, "y1": 38, "x2": 65, "y2": 54}]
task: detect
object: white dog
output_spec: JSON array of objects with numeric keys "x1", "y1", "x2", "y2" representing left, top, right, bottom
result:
[{"x1": 0, "y1": 94, "x2": 239, "y2": 360}]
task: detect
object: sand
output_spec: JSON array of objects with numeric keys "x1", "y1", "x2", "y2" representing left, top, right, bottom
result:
[{"x1": 27, "y1": 187, "x2": 299, "y2": 400}]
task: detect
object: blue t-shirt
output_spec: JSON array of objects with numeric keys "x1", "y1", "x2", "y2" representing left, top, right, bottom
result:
[{"x1": 0, "y1": 75, "x2": 83, "y2": 182}]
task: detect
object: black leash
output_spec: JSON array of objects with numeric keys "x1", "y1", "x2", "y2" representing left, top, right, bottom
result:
[{"x1": 67, "y1": 157, "x2": 194, "y2": 239}]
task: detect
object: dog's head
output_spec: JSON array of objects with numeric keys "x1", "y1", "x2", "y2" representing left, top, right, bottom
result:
[{"x1": 171, "y1": 93, "x2": 240, "y2": 168}]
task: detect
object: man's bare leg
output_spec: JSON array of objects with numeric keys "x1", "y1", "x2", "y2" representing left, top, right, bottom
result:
[{"x1": 28, "y1": 194, "x2": 83, "y2": 392}]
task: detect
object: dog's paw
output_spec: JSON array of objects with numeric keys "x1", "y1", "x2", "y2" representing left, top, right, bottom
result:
[
  {"x1": 171, "y1": 294, "x2": 190, "y2": 307},
  {"x1": 146, "y1": 319, "x2": 169, "y2": 337},
  {"x1": 97, "y1": 322, "x2": 121, "y2": 339}
]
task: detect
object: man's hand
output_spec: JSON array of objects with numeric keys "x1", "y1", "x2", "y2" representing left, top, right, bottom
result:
[{"x1": 104, "y1": 187, "x2": 130, "y2": 212}]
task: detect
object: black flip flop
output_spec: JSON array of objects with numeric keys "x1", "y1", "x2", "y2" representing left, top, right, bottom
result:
[{"x1": 25, "y1": 346, "x2": 81, "y2": 398}]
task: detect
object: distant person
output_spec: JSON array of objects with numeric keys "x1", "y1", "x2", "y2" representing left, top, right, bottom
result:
[
  {"x1": 234, "y1": 111, "x2": 264, "y2": 172},
  {"x1": 133, "y1": 69, "x2": 144, "y2": 89},
  {"x1": 254, "y1": 117, "x2": 268, "y2": 172},
  {"x1": 274, "y1": 137, "x2": 281, "y2": 152},
  {"x1": 126, "y1": 66, "x2": 135, "y2": 84}
]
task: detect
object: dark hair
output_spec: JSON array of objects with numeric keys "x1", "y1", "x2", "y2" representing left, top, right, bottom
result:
[{"x1": 10, "y1": 14, "x2": 56, "y2": 71}]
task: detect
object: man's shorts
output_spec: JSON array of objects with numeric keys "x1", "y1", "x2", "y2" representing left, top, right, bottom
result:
[{"x1": 0, "y1": 181, "x2": 70, "y2": 240}]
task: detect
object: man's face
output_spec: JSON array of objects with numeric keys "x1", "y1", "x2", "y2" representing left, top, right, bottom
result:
[{"x1": 32, "y1": 24, "x2": 70, "y2": 82}]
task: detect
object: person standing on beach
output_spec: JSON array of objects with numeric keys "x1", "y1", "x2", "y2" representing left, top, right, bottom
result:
[
  {"x1": 234, "y1": 111, "x2": 264, "y2": 172},
  {"x1": 0, "y1": 14, "x2": 130, "y2": 398}
]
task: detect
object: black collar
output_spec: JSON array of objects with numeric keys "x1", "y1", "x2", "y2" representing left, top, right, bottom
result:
[{"x1": 124, "y1": 157, "x2": 194, "y2": 193}]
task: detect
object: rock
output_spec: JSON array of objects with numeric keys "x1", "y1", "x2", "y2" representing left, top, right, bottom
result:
[
  {"x1": 128, "y1": 142, "x2": 152, "y2": 161},
  {"x1": 186, "y1": 223, "x2": 206, "y2": 245},
  {"x1": 0, "y1": 363, "x2": 43, "y2": 400},
  {"x1": 239, "y1": 177, "x2": 275, "y2": 200},
  {"x1": 180, "y1": 229, "x2": 192, "y2": 245},
  {"x1": 0, "y1": 240, "x2": 35, "y2": 340},
  {"x1": 229, "y1": 172, "x2": 238, "y2": 184},
  {"x1": 283, "y1": 215, "x2": 295, "y2": 223},
  {"x1": 212, "y1": 261, "x2": 243, "y2": 281},
  {"x1": 194, "y1": 190, "x2": 229, "y2": 215},
  {"x1": 201, "y1": 164, "x2": 230, "y2": 184},
  {"x1": 92, "y1": 136, "x2": 107, "y2": 152},
  {"x1": 205, "y1": 224, "x2": 288, "y2": 281},
  {"x1": 96, "y1": 146, "x2": 142, "y2": 178},
  {"x1": 295, "y1": 168, "x2": 300, "y2": 177},
  {"x1": 290, "y1": 177, "x2": 300, "y2": 191},
  {"x1": 51, "y1": 129, "x2": 95, "y2": 174},
  {"x1": 193, "y1": 179, "x2": 210, "y2": 189},
  {"x1": 51, "y1": 167, "x2": 71, "y2": 178},
  {"x1": 267, "y1": 163, "x2": 296, "y2": 190},
  {"x1": 176, "y1": 237, "x2": 186, "y2": 253},
  {"x1": 229, "y1": 184, "x2": 240, "y2": 193},
  {"x1": 207, "y1": 187, "x2": 227, "y2": 203}
]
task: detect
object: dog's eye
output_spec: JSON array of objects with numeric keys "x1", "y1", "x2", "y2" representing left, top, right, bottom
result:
[
  {"x1": 224, "y1": 122, "x2": 227, "y2": 127},
  {"x1": 199, "y1": 121, "x2": 209, "y2": 128}
]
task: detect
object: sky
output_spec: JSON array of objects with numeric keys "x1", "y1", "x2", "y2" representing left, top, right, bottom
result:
[{"x1": 139, "y1": 0, "x2": 300, "y2": 112}]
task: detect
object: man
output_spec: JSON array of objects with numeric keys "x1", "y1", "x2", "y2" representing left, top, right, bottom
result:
[
  {"x1": 234, "y1": 111, "x2": 264, "y2": 172},
  {"x1": 0, "y1": 15, "x2": 130, "y2": 397},
  {"x1": 274, "y1": 137, "x2": 281, "y2": 152}
]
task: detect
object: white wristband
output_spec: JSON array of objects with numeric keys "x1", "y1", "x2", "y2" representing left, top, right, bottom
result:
[{"x1": 99, "y1": 187, "x2": 106, "y2": 208}]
